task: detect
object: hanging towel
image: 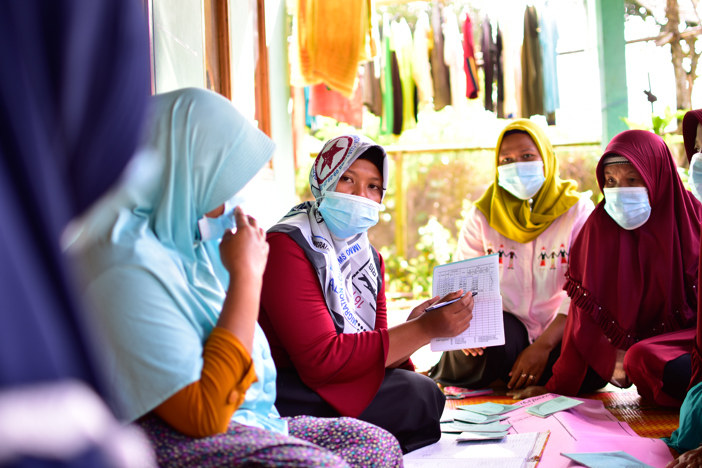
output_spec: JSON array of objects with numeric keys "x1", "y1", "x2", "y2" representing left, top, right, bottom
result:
[
  {"x1": 462, "y1": 12, "x2": 479, "y2": 100},
  {"x1": 430, "y1": 2, "x2": 452, "y2": 111},
  {"x1": 295, "y1": 0, "x2": 372, "y2": 97},
  {"x1": 363, "y1": 13, "x2": 384, "y2": 118},
  {"x1": 500, "y1": 19, "x2": 520, "y2": 118},
  {"x1": 521, "y1": 6, "x2": 545, "y2": 118},
  {"x1": 443, "y1": 5, "x2": 468, "y2": 115},
  {"x1": 363, "y1": 61, "x2": 383, "y2": 117},
  {"x1": 381, "y1": 14, "x2": 394, "y2": 135},
  {"x1": 392, "y1": 18, "x2": 416, "y2": 132},
  {"x1": 309, "y1": 81, "x2": 364, "y2": 128},
  {"x1": 539, "y1": 1, "x2": 560, "y2": 118},
  {"x1": 412, "y1": 10, "x2": 434, "y2": 106}
]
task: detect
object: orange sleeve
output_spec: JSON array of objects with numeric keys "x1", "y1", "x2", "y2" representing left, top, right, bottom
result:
[{"x1": 154, "y1": 327, "x2": 258, "y2": 438}]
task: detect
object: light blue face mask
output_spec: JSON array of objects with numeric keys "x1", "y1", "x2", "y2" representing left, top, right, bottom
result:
[
  {"x1": 318, "y1": 191, "x2": 381, "y2": 239},
  {"x1": 497, "y1": 161, "x2": 546, "y2": 200},
  {"x1": 197, "y1": 193, "x2": 246, "y2": 242},
  {"x1": 603, "y1": 187, "x2": 651, "y2": 230},
  {"x1": 688, "y1": 153, "x2": 702, "y2": 202}
]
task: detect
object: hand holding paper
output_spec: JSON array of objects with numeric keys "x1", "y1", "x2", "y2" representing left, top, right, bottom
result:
[
  {"x1": 430, "y1": 254, "x2": 505, "y2": 351},
  {"x1": 419, "y1": 289, "x2": 474, "y2": 341}
]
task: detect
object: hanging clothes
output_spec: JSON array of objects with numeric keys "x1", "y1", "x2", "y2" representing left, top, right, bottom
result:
[
  {"x1": 391, "y1": 49, "x2": 404, "y2": 135},
  {"x1": 392, "y1": 18, "x2": 416, "y2": 132},
  {"x1": 443, "y1": 5, "x2": 468, "y2": 115},
  {"x1": 381, "y1": 14, "x2": 394, "y2": 135},
  {"x1": 430, "y1": 2, "x2": 452, "y2": 111},
  {"x1": 294, "y1": 0, "x2": 372, "y2": 97},
  {"x1": 539, "y1": 1, "x2": 560, "y2": 124},
  {"x1": 521, "y1": 6, "x2": 545, "y2": 118},
  {"x1": 412, "y1": 10, "x2": 434, "y2": 107},
  {"x1": 309, "y1": 81, "x2": 364, "y2": 129},
  {"x1": 363, "y1": 14, "x2": 383, "y2": 118},
  {"x1": 481, "y1": 17, "x2": 504, "y2": 117},
  {"x1": 363, "y1": 61, "x2": 383, "y2": 118},
  {"x1": 462, "y1": 12, "x2": 479, "y2": 100},
  {"x1": 500, "y1": 19, "x2": 520, "y2": 118},
  {"x1": 303, "y1": 87, "x2": 317, "y2": 129}
]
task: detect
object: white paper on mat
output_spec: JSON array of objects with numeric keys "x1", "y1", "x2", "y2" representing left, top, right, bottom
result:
[
  {"x1": 430, "y1": 254, "x2": 504, "y2": 351},
  {"x1": 404, "y1": 432, "x2": 543, "y2": 468}
]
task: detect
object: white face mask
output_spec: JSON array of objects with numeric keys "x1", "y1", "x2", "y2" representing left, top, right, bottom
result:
[
  {"x1": 497, "y1": 161, "x2": 546, "y2": 200},
  {"x1": 197, "y1": 193, "x2": 246, "y2": 242},
  {"x1": 603, "y1": 187, "x2": 651, "y2": 230},
  {"x1": 688, "y1": 153, "x2": 702, "y2": 202}
]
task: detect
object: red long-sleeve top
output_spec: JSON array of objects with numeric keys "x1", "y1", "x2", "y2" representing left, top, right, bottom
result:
[{"x1": 259, "y1": 232, "x2": 410, "y2": 417}]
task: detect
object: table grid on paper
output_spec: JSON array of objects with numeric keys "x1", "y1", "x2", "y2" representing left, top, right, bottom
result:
[{"x1": 435, "y1": 265, "x2": 499, "y2": 340}]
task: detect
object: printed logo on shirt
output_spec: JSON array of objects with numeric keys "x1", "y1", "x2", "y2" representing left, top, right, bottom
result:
[
  {"x1": 535, "y1": 243, "x2": 569, "y2": 271},
  {"x1": 538, "y1": 247, "x2": 548, "y2": 270},
  {"x1": 486, "y1": 243, "x2": 494, "y2": 255},
  {"x1": 311, "y1": 235, "x2": 331, "y2": 252},
  {"x1": 497, "y1": 244, "x2": 505, "y2": 268},
  {"x1": 506, "y1": 249, "x2": 517, "y2": 270},
  {"x1": 558, "y1": 243, "x2": 569, "y2": 268},
  {"x1": 316, "y1": 136, "x2": 353, "y2": 184},
  {"x1": 336, "y1": 242, "x2": 362, "y2": 264},
  {"x1": 352, "y1": 258, "x2": 379, "y2": 323},
  {"x1": 549, "y1": 246, "x2": 557, "y2": 270}
]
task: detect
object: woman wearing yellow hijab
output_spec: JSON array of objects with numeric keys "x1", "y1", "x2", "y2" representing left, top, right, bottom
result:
[{"x1": 430, "y1": 120, "x2": 605, "y2": 394}]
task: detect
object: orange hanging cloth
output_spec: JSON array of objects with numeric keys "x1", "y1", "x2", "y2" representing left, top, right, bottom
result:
[{"x1": 295, "y1": 0, "x2": 372, "y2": 97}]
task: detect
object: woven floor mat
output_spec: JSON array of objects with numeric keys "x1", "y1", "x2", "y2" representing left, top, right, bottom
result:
[{"x1": 445, "y1": 390, "x2": 680, "y2": 439}]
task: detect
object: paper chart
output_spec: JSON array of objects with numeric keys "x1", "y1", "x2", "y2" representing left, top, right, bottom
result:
[{"x1": 430, "y1": 254, "x2": 504, "y2": 351}]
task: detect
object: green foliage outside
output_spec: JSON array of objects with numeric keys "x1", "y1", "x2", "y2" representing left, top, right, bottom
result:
[{"x1": 621, "y1": 106, "x2": 692, "y2": 190}]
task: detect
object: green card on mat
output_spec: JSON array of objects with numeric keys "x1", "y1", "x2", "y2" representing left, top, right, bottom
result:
[
  {"x1": 457, "y1": 402, "x2": 522, "y2": 415},
  {"x1": 561, "y1": 451, "x2": 655, "y2": 468},
  {"x1": 440, "y1": 421, "x2": 512, "y2": 433},
  {"x1": 526, "y1": 396, "x2": 583, "y2": 418},
  {"x1": 453, "y1": 411, "x2": 510, "y2": 424}
]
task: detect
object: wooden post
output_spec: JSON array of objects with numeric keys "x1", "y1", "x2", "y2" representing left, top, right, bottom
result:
[
  {"x1": 254, "y1": 0, "x2": 271, "y2": 138},
  {"x1": 216, "y1": 0, "x2": 231, "y2": 100},
  {"x1": 393, "y1": 151, "x2": 407, "y2": 259},
  {"x1": 594, "y1": 0, "x2": 628, "y2": 147}
]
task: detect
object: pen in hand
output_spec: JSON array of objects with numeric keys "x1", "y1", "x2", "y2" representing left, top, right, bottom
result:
[{"x1": 425, "y1": 291, "x2": 478, "y2": 312}]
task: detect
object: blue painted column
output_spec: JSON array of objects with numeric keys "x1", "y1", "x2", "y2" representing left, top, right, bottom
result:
[{"x1": 595, "y1": 0, "x2": 629, "y2": 147}]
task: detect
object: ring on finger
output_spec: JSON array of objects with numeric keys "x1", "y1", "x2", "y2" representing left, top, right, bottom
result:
[
  {"x1": 521, "y1": 373, "x2": 527, "y2": 378},
  {"x1": 528, "y1": 375, "x2": 535, "y2": 380}
]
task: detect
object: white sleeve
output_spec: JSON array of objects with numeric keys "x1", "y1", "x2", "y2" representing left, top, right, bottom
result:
[
  {"x1": 557, "y1": 295, "x2": 571, "y2": 315},
  {"x1": 455, "y1": 206, "x2": 487, "y2": 261}
]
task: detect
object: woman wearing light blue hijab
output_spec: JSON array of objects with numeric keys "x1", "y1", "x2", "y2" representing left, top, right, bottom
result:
[{"x1": 74, "y1": 88, "x2": 402, "y2": 467}]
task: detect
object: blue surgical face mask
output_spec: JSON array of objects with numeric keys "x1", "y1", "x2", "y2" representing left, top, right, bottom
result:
[
  {"x1": 603, "y1": 187, "x2": 651, "y2": 230},
  {"x1": 688, "y1": 153, "x2": 702, "y2": 202},
  {"x1": 197, "y1": 193, "x2": 246, "y2": 242},
  {"x1": 497, "y1": 161, "x2": 546, "y2": 200},
  {"x1": 318, "y1": 191, "x2": 381, "y2": 239}
]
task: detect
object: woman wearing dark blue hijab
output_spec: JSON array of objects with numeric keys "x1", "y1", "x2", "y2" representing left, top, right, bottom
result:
[{"x1": 0, "y1": 0, "x2": 153, "y2": 465}]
